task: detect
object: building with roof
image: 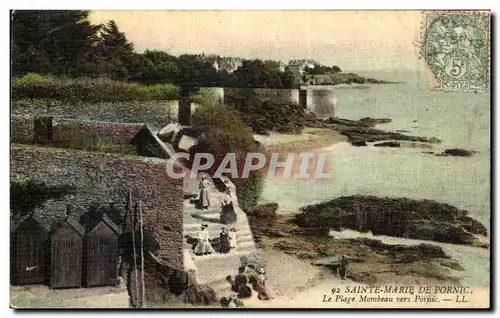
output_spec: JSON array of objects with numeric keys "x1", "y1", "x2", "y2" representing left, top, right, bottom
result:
[
  {"x1": 50, "y1": 216, "x2": 85, "y2": 289},
  {"x1": 83, "y1": 213, "x2": 121, "y2": 287}
]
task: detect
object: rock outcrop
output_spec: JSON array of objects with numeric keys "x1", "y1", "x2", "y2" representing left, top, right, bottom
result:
[
  {"x1": 294, "y1": 195, "x2": 488, "y2": 246},
  {"x1": 443, "y1": 148, "x2": 477, "y2": 157},
  {"x1": 351, "y1": 140, "x2": 367, "y2": 147},
  {"x1": 181, "y1": 284, "x2": 217, "y2": 306},
  {"x1": 252, "y1": 203, "x2": 279, "y2": 219},
  {"x1": 306, "y1": 117, "x2": 441, "y2": 146},
  {"x1": 374, "y1": 141, "x2": 401, "y2": 148},
  {"x1": 249, "y1": 213, "x2": 464, "y2": 285}
]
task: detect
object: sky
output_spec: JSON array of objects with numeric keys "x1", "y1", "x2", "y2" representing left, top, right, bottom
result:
[{"x1": 90, "y1": 10, "x2": 424, "y2": 72}]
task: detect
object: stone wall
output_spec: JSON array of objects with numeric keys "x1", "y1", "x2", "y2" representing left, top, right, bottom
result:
[
  {"x1": 223, "y1": 87, "x2": 300, "y2": 105},
  {"x1": 10, "y1": 116, "x2": 33, "y2": 143},
  {"x1": 11, "y1": 116, "x2": 144, "y2": 145},
  {"x1": 52, "y1": 120, "x2": 144, "y2": 144},
  {"x1": 303, "y1": 88, "x2": 337, "y2": 119},
  {"x1": 11, "y1": 99, "x2": 173, "y2": 128},
  {"x1": 10, "y1": 145, "x2": 185, "y2": 270},
  {"x1": 221, "y1": 87, "x2": 336, "y2": 118},
  {"x1": 165, "y1": 100, "x2": 202, "y2": 123}
]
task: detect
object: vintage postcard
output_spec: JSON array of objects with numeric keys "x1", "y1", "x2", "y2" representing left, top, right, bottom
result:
[{"x1": 10, "y1": 10, "x2": 491, "y2": 309}]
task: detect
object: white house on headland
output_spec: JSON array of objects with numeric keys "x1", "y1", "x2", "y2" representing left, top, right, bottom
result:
[
  {"x1": 287, "y1": 64, "x2": 304, "y2": 75},
  {"x1": 219, "y1": 58, "x2": 243, "y2": 74},
  {"x1": 278, "y1": 61, "x2": 287, "y2": 72},
  {"x1": 204, "y1": 54, "x2": 219, "y2": 71},
  {"x1": 288, "y1": 59, "x2": 316, "y2": 75},
  {"x1": 202, "y1": 55, "x2": 244, "y2": 74}
]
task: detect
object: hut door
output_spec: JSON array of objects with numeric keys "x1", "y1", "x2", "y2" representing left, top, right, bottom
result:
[
  {"x1": 16, "y1": 231, "x2": 45, "y2": 284},
  {"x1": 51, "y1": 238, "x2": 82, "y2": 288},
  {"x1": 88, "y1": 235, "x2": 118, "y2": 286}
]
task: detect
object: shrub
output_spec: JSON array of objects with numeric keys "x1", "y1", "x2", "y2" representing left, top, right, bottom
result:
[
  {"x1": 238, "y1": 170, "x2": 265, "y2": 212},
  {"x1": 191, "y1": 103, "x2": 257, "y2": 153},
  {"x1": 12, "y1": 73, "x2": 180, "y2": 102},
  {"x1": 191, "y1": 88, "x2": 222, "y2": 105},
  {"x1": 191, "y1": 103, "x2": 264, "y2": 212},
  {"x1": 10, "y1": 179, "x2": 76, "y2": 222},
  {"x1": 225, "y1": 89, "x2": 305, "y2": 134}
]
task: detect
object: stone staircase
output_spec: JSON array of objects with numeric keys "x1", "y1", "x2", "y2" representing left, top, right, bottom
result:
[{"x1": 183, "y1": 181, "x2": 258, "y2": 291}]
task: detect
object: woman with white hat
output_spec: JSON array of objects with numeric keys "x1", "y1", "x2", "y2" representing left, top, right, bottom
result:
[{"x1": 194, "y1": 223, "x2": 215, "y2": 256}]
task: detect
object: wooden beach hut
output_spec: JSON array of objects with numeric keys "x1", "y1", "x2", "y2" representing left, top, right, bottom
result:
[
  {"x1": 83, "y1": 213, "x2": 121, "y2": 287},
  {"x1": 50, "y1": 216, "x2": 85, "y2": 289},
  {"x1": 11, "y1": 215, "x2": 50, "y2": 285}
]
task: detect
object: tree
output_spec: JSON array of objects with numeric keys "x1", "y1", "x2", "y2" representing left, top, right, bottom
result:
[
  {"x1": 92, "y1": 20, "x2": 136, "y2": 79},
  {"x1": 12, "y1": 10, "x2": 100, "y2": 76},
  {"x1": 99, "y1": 20, "x2": 134, "y2": 57},
  {"x1": 173, "y1": 54, "x2": 218, "y2": 124},
  {"x1": 303, "y1": 63, "x2": 342, "y2": 75},
  {"x1": 263, "y1": 60, "x2": 282, "y2": 71},
  {"x1": 330, "y1": 65, "x2": 342, "y2": 73},
  {"x1": 231, "y1": 59, "x2": 297, "y2": 89},
  {"x1": 10, "y1": 180, "x2": 76, "y2": 223}
]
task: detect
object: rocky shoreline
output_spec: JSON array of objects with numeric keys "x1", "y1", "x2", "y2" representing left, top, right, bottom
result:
[
  {"x1": 306, "y1": 117, "x2": 441, "y2": 146},
  {"x1": 304, "y1": 117, "x2": 479, "y2": 157},
  {"x1": 295, "y1": 195, "x2": 488, "y2": 247},
  {"x1": 247, "y1": 195, "x2": 488, "y2": 285},
  {"x1": 248, "y1": 214, "x2": 464, "y2": 286}
]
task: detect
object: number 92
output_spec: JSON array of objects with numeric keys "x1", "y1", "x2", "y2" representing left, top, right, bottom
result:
[{"x1": 331, "y1": 288, "x2": 341, "y2": 294}]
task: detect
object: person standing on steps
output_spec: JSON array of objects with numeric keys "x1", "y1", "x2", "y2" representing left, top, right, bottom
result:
[
  {"x1": 198, "y1": 175, "x2": 211, "y2": 211},
  {"x1": 339, "y1": 255, "x2": 349, "y2": 280},
  {"x1": 194, "y1": 224, "x2": 215, "y2": 256},
  {"x1": 219, "y1": 227, "x2": 231, "y2": 254},
  {"x1": 228, "y1": 227, "x2": 237, "y2": 252},
  {"x1": 220, "y1": 188, "x2": 237, "y2": 225}
]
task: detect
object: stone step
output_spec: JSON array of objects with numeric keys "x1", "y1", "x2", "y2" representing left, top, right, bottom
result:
[
  {"x1": 184, "y1": 195, "x2": 239, "y2": 209},
  {"x1": 183, "y1": 225, "x2": 253, "y2": 234},
  {"x1": 183, "y1": 222, "x2": 246, "y2": 233},
  {"x1": 183, "y1": 220, "x2": 253, "y2": 231},
  {"x1": 184, "y1": 195, "x2": 241, "y2": 208},
  {"x1": 183, "y1": 222, "x2": 254, "y2": 236},
  {"x1": 190, "y1": 245, "x2": 256, "y2": 262},
  {"x1": 183, "y1": 209, "x2": 248, "y2": 220},
  {"x1": 183, "y1": 216, "x2": 250, "y2": 231},
  {"x1": 184, "y1": 228, "x2": 254, "y2": 239},
  {"x1": 185, "y1": 238, "x2": 256, "y2": 255},
  {"x1": 183, "y1": 205, "x2": 222, "y2": 213}
]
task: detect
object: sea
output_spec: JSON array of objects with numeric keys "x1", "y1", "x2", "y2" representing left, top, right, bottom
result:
[{"x1": 259, "y1": 69, "x2": 491, "y2": 287}]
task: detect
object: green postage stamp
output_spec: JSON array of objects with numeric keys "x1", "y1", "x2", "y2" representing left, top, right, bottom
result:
[{"x1": 423, "y1": 11, "x2": 490, "y2": 91}]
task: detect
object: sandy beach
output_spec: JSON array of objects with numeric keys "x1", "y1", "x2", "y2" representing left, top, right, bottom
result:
[
  {"x1": 254, "y1": 127, "x2": 347, "y2": 153},
  {"x1": 240, "y1": 250, "x2": 489, "y2": 309}
]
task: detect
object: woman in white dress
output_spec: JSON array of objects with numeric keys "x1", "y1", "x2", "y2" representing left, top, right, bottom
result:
[
  {"x1": 228, "y1": 227, "x2": 237, "y2": 251},
  {"x1": 194, "y1": 224, "x2": 216, "y2": 256}
]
